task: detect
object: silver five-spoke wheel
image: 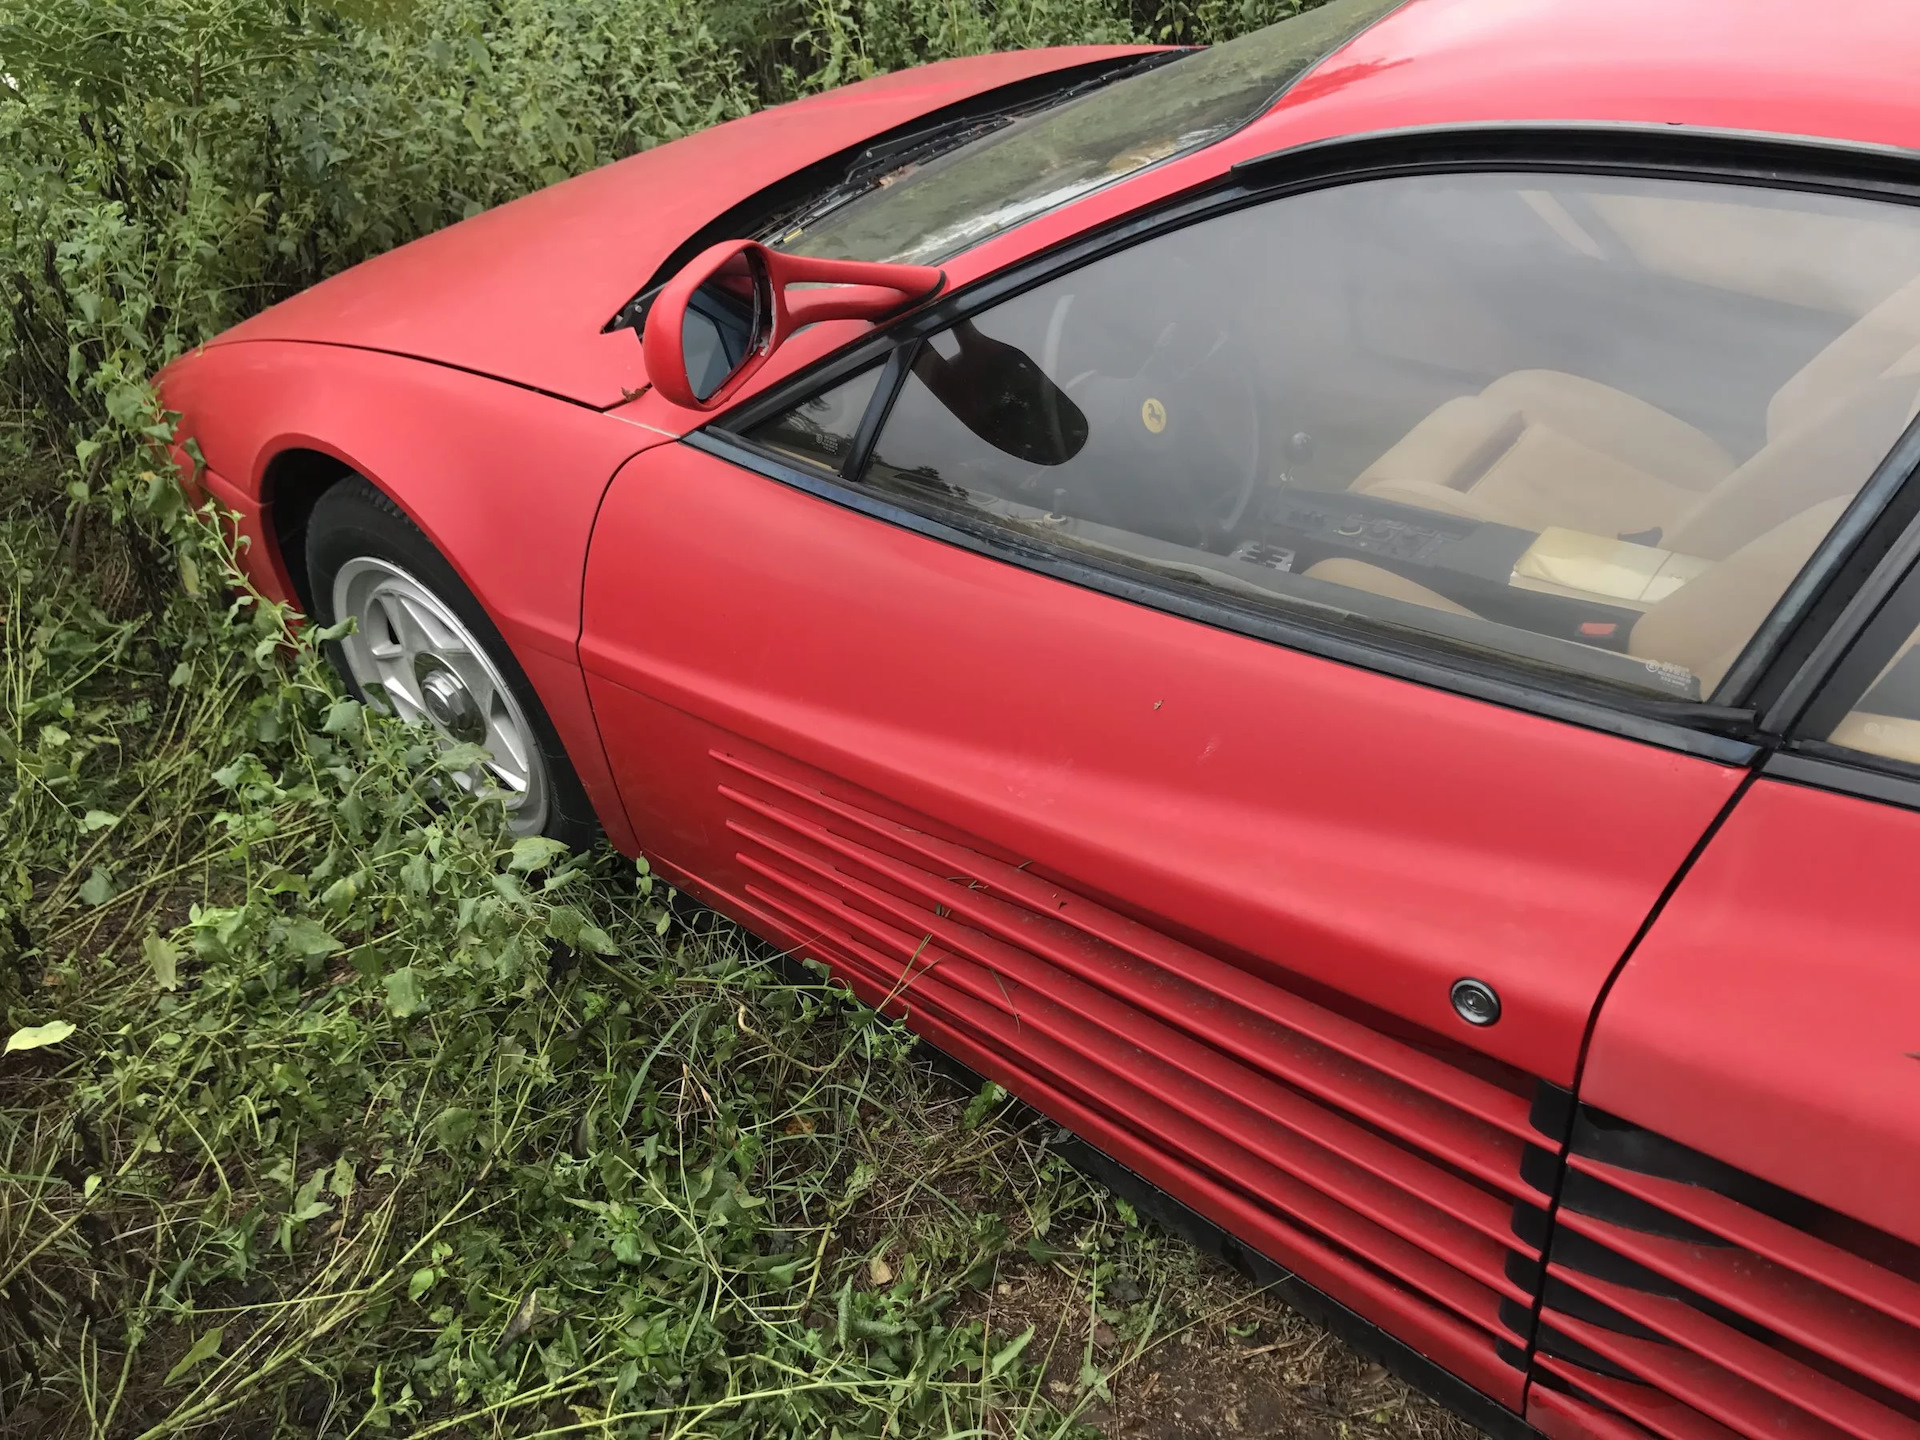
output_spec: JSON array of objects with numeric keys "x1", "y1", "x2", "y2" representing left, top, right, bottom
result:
[{"x1": 331, "y1": 556, "x2": 551, "y2": 835}]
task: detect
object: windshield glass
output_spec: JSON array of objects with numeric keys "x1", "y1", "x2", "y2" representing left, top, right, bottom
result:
[{"x1": 777, "y1": 0, "x2": 1404, "y2": 265}]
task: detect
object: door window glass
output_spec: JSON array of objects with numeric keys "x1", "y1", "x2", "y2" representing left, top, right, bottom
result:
[
  {"x1": 744, "y1": 366, "x2": 883, "y2": 474},
  {"x1": 1806, "y1": 569, "x2": 1920, "y2": 768},
  {"x1": 1827, "y1": 645, "x2": 1920, "y2": 764},
  {"x1": 849, "y1": 173, "x2": 1920, "y2": 700}
]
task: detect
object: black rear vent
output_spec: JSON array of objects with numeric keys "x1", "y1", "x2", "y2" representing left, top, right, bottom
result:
[{"x1": 1521, "y1": 1109, "x2": 1920, "y2": 1440}]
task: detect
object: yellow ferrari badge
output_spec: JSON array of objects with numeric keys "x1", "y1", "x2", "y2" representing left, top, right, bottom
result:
[{"x1": 1141, "y1": 397, "x2": 1167, "y2": 433}]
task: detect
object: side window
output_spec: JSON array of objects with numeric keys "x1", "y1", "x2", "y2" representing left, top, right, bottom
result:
[
  {"x1": 1804, "y1": 569, "x2": 1920, "y2": 768},
  {"x1": 1827, "y1": 645, "x2": 1920, "y2": 764},
  {"x1": 764, "y1": 173, "x2": 1920, "y2": 701},
  {"x1": 745, "y1": 366, "x2": 882, "y2": 473}
]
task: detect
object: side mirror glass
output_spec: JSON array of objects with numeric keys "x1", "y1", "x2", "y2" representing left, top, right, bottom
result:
[
  {"x1": 644, "y1": 240, "x2": 943, "y2": 411},
  {"x1": 679, "y1": 249, "x2": 770, "y2": 404}
]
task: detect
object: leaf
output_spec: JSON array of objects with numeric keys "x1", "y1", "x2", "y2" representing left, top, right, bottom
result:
[
  {"x1": 321, "y1": 872, "x2": 360, "y2": 916},
  {"x1": 5, "y1": 1021, "x2": 75, "y2": 1055},
  {"x1": 408, "y1": 1266, "x2": 438, "y2": 1302},
  {"x1": 105, "y1": 382, "x2": 148, "y2": 424},
  {"x1": 963, "y1": 1080, "x2": 1006, "y2": 1129},
  {"x1": 1080, "y1": 1355, "x2": 1112, "y2": 1401},
  {"x1": 508, "y1": 836, "x2": 568, "y2": 873},
  {"x1": 291, "y1": 1169, "x2": 333, "y2": 1222},
  {"x1": 435, "y1": 741, "x2": 489, "y2": 774},
  {"x1": 80, "y1": 809, "x2": 119, "y2": 831},
  {"x1": 164, "y1": 1325, "x2": 224, "y2": 1384},
  {"x1": 544, "y1": 904, "x2": 584, "y2": 947},
  {"x1": 321, "y1": 698, "x2": 362, "y2": 736},
  {"x1": 78, "y1": 866, "x2": 116, "y2": 906},
  {"x1": 543, "y1": 907, "x2": 616, "y2": 955},
  {"x1": 383, "y1": 967, "x2": 424, "y2": 1018},
  {"x1": 144, "y1": 932, "x2": 179, "y2": 990},
  {"x1": 989, "y1": 1324, "x2": 1035, "y2": 1378},
  {"x1": 282, "y1": 917, "x2": 341, "y2": 958},
  {"x1": 432, "y1": 1106, "x2": 476, "y2": 1151}
]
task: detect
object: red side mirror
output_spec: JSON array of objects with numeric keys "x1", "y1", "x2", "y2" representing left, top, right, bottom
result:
[{"x1": 642, "y1": 240, "x2": 944, "y2": 411}]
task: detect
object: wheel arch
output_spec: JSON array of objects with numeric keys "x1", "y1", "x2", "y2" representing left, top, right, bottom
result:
[
  {"x1": 253, "y1": 437, "x2": 465, "y2": 620},
  {"x1": 259, "y1": 445, "x2": 354, "y2": 613}
]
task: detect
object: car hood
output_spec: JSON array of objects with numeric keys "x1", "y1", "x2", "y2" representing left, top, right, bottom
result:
[{"x1": 212, "y1": 47, "x2": 1148, "y2": 408}]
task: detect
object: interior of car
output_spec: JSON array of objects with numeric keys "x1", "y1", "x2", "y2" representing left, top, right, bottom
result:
[{"x1": 752, "y1": 172, "x2": 1920, "y2": 703}]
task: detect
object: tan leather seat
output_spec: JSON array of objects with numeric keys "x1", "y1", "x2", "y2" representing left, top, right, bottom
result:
[
  {"x1": 1351, "y1": 273, "x2": 1920, "y2": 545},
  {"x1": 1306, "y1": 497, "x2": 1851, "y2": 694},
  {"x1": 1660, "y1": 375, "x2": 1917, "y2": 558}
]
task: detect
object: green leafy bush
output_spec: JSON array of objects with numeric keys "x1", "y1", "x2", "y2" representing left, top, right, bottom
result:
[{"x1": 1, "y1": 0, "x2": 756, "y2": 450}]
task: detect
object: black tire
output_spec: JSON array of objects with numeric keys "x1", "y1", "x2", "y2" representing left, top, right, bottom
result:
[{"x1": 305, "y1": 475, "x2": 599, "y2": 849}]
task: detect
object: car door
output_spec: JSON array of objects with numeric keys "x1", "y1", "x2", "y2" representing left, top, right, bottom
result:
[
  {"x1": 1544, "y1": 539, "x2": 1920, "y2": 1440},
  {"x1": 579, "y1": 142, "x2": 1920, "y2": 1411}
]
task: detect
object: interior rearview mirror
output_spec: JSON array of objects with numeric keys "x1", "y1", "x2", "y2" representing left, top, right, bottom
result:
[{"x1": 644, "y1": 240, "x2": 944, "y2": 411}]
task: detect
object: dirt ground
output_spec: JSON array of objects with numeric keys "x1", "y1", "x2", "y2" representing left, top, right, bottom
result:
[{"x1": 961, "y1": 1251, "x2": 1484, "y2": 1440}]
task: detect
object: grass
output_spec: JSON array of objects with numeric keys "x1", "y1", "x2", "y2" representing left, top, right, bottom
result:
[{"x1": 0, "y1": 426, "x2": 1488, "y2": 1437}]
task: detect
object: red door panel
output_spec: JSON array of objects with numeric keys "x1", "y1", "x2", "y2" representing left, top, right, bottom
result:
[
  {"x1": 1536, "y1": 778, "x2": 1920, "y2": 1440},
  {"x1": 580, "y1": 444, "x2": 1744, "y2": 1400},
  {"x1": 582, "y1": 445, "x2": 1741, "y2": 1082}
]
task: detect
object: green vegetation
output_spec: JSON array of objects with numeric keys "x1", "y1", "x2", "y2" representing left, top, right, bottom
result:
[{"x1": 0, "y1": 1, "x2": 1475, "y2": 1434}]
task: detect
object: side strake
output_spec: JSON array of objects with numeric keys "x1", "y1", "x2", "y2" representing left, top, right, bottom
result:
[{"x1": 716, "y1": 743, "x2": 1556, "y2": 1407}]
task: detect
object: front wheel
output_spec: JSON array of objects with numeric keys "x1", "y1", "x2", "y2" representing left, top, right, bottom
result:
[{"x1": 305, "y1": 476, "x2": 598, "y2": 847}]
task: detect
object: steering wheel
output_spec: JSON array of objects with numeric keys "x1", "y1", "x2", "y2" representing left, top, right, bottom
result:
[
  {"x1": 1047, "y1": 295, "x2": 1266, "y2": 549},
  {"x1": 1135, "y1": 316, "x2": 1265, "y2": 543}
]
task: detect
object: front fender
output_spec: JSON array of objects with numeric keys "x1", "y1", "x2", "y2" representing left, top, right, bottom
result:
[{"x1": 158, "y1": 339, "x2": 670, "y2": 851}]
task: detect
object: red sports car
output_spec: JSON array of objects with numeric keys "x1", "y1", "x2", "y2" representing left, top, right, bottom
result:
[{"x1": 159, "y1": 0, "x2": 1920, "y2": 1434}]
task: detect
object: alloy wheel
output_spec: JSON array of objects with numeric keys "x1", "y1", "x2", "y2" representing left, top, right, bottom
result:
[{"x1": 329, "y1": 556, "x2": 550, "y2": 835}]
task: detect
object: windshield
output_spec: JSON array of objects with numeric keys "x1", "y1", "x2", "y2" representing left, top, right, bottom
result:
[{"x1": 776, "y1": 0, "x2": 1405, "y2": 265}]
